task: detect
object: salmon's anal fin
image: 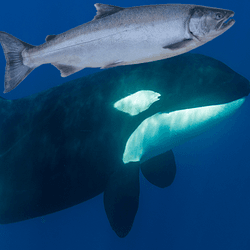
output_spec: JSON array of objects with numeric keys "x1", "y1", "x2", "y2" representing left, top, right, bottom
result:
[{"x1": 52, "y1": 63, "x2": 82, "y2": 77}]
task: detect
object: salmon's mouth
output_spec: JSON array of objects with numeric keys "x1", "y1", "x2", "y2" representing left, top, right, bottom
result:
[{"x1": 217, "y1": 12, "x2": 235, "y2": 31}]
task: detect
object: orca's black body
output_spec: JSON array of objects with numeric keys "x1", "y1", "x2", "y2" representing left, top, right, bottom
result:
[{"x1": 0, "y1": 54, "x2": 249, "y2": 237}]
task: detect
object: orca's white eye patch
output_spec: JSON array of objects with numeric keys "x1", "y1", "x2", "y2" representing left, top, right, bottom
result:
[{"x1": 114, "y1": 90, "x2": 161, "y2": 116}]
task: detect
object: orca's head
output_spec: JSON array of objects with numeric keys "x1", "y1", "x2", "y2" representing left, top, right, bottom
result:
[{"x1": 112, "y1": 56, "x2": 250, "y2": 165}]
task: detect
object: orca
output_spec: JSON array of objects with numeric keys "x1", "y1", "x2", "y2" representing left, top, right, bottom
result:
[{"x1": 0, "y1": 53, "x2": 249, "y2": 237}]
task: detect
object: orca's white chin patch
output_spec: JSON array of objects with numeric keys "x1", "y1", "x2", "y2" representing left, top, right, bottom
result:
[{"x1": 123, "y1": 98, "x2": 245, "y2": 164}]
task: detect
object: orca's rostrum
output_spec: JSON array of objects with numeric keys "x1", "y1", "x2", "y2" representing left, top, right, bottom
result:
[{"x1": 0, "y1": 54, "x2": 249, "y2": 237}]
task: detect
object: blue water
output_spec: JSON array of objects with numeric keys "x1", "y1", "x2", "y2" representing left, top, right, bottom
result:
[{"x1": 0, "y1": 0, "x2": 250, "y2": 249}]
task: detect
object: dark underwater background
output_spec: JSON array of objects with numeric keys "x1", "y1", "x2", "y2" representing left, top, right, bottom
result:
[{"x1": 0, "y1": 0, "x2": 249, "y2": 249}]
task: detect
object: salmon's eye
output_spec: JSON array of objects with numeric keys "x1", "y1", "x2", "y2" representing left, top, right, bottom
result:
[{"x1": 216, "y1": 13, "x2": 224, "y2": 20}]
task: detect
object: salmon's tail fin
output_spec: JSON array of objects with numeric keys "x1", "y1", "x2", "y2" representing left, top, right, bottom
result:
[{"x1": 0, "y1": 31, "x2": 35, "y2": 93}]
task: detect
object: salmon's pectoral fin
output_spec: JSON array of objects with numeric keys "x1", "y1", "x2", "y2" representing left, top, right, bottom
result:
[
  {"x1": 163, "y1": 39, "x2": 193, "y2": 50},
  {"x1": 101, "y1": 60, "x2": 124, "y2": 69},
  {"x1": 52, "y1": 63, "x2": 82, "y2": 77},
  {"x1": 140, "y1": 150, "x2": 176, "y2": 188},
  {"x1": 104, "y1": 163, "x2": 140, "y2": 238}
]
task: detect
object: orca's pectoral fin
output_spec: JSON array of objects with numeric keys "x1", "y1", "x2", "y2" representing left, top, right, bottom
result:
[
  {"x1": 140, "y1": 150, "x2": 176, "y2": 188},
  {"x1": 104, "y1": 163, "x2": 140, "y2": 238}
]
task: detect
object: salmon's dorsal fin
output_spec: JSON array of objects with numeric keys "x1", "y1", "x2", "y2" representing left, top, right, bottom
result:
[
  {"x1": 93, "y1": 3, "x2": 124, "y2": 20},
  {"x1": 45, "y1": 35, "x2": 57, "y2": 42}
]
